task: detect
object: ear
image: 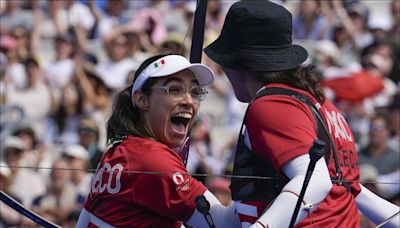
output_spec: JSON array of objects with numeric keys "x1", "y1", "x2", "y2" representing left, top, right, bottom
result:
[{"x1": 132, "y1": 91, "x2": 150, "y2": 111}]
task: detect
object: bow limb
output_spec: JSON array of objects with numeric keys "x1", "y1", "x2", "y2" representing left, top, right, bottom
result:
[
  {"x1": 0, "y1": 191, "x2": 61, "y2": 227},
  {"x1": 190, "y1": 0, "x2": 208, "y2": 63}
]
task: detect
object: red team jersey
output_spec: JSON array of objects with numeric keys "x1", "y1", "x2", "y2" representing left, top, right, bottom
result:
[
  {"x1": 83, "y1": 136, "x2": 206, "y2": 227},
  {"x1": 238, "y1": 83, "x2": 361, "y2": 227}
]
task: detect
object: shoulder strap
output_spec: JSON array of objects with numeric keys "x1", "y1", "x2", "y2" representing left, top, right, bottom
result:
[{"x1": 248, "y1": 87, "x2": 351, "y2": 192}]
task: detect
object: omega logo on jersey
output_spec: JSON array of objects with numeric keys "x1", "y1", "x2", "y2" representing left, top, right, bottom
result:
[
  {"x1": 172, "y1": 172, "x2": 185, "y2": 185},
  {"x1": 324, "y1": 110, "x2": 353, "y2": 142},
  {"x1": 173, "y1": 172, "x2": 190, "y2": 191},
  {"x1": 91, "y1": 163, "x2": 123, "y2": 194}
]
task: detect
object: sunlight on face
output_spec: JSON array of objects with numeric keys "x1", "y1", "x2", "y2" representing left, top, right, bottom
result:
[{"x1": 143, "y1": 69, "x2": 201, "y2": 148}]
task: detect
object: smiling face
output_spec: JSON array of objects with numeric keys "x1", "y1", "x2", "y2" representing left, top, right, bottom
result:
[{"x1": 140, "y1": 69, "x2": 200, "y2": 148}]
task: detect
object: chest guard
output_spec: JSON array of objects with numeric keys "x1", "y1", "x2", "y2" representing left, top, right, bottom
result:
[
  {"x1": 230, "y1": 87, "x2": 350, "y2": 202},
  {"x1": 230, "y1": 130, "x2": 288, "y2": 202}
]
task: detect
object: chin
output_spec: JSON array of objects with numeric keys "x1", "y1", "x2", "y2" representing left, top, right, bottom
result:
[
  {"x1": 169, "y1": 137, "x2": 186, "y2": 149},
  {"x1": 237, "y1": 95, "x2": 251, "y2": 103}
]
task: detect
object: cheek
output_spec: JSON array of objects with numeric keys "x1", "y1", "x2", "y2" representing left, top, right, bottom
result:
[{"x1": 148, "y1": 101, "x2": 172, "y2": 129}]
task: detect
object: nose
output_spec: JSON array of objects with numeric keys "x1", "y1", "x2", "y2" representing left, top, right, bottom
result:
[{"x1": 179, "y1": 91, "x2": 196, "y2": 106}]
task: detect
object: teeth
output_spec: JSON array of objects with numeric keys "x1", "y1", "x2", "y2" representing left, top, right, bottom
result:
[{"x1": 174, "y1": 113, "x2": 192, "y2": 118}]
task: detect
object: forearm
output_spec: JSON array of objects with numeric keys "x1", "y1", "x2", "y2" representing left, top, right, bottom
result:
[
  {"x1": 186, "y1": 190, "x2": 241, "y2": 227},
  {"x1": 252, "y1": 155, "x2": 332, "y2": 228},
  {"x1": 356, "y1": 185, "x2": 400, "y2": 228}
]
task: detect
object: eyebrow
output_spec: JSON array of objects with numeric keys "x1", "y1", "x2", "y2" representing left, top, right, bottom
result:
[{"x1": 162, "y1": 77, "x2": 199, "y2": 86}]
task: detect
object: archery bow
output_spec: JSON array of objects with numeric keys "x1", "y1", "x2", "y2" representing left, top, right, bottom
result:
[
  {"x1": 0, "y1": 191, "x2": 61, "y2": 228},
  {"x1": 179, "y1": 0, "x2": 208, "y2": 167}
]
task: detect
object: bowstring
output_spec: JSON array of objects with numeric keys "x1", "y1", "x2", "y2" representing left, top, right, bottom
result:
[
  {"x1": 179, "y1": 0, "x2": 200, "y2": 55},
  {"x1": 2, "y1": 165, "x2": 399, "y2": 186}
]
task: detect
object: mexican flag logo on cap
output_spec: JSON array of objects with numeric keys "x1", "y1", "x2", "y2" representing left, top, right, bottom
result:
[{"x1": 154, "y1": 59, "x2": 166, "y2": 68}]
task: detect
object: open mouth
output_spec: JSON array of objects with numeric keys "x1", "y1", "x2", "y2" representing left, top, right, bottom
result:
[{"x1": 171, "y1": 113, "x2": 191, "y2": 134}]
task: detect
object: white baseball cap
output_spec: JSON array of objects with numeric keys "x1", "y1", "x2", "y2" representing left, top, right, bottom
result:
[
  {"x1": 131, "y1": 55, "x2": 214, "y2": 96},
  {"x1": 62, "y1": 144, "x2": 89, "y2": 160},
  {"x1": 0, "y1": 161, "x2": 10, "y2": 177},
  {"x1": 4, "y1": 136, "x2": 25, "y2": 151}
]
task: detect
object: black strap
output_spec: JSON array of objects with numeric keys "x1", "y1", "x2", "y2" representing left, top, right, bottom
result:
[{"x1": 245, "y1": 87, "x2": 351, "y2": 192}]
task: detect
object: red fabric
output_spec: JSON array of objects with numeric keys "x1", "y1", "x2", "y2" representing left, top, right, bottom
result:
[
  {"x1": 84, "y1": 136, "x2": 206, "y2": 227},
  {"x1": 321, "y1": 71, "x2": 384, "y2": 103},
  {"x1": 239, "y1": 83, "x2": 361, "y2": 227}
]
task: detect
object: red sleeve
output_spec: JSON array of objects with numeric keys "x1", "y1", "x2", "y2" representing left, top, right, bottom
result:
[
  {"x1": 246, "y1": 95, "x2": 318, "y2": 171},
  {"x1": 131, "y1": 145, "x2": 206, "y2": 222}
]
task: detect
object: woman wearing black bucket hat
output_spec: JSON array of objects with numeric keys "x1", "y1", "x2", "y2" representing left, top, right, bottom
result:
[{"x1": 205, "y1": 1, "x2": 399, "y2": 228}]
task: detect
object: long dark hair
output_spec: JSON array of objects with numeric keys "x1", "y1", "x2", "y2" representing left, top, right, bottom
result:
[
  {"x1": 54, "y1": 82, "x2": 85, "y2": 134},
  {"x1": 255, "y1": 65, "x2": 326, "y2": 103},
  {"x1": 106, "y1": 54, "x2": 171, "y2": 145}
]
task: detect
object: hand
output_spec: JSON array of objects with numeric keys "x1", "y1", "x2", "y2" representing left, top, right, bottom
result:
[{"x1": 331, "y1": 0, "x2": 344, "y2": 10}]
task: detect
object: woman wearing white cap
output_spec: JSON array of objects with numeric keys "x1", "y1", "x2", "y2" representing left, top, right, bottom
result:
[{"x1": 77, "y1": 54, "x2": 240, "y2": 227}]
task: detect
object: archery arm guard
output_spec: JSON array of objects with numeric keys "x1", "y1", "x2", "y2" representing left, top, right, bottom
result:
[
  {"x1": 251, "y1": 154, "x2": 332, "y2": 228},
  {"x1": 356, "y1": 185, "x2": 400, "y2": 228}
]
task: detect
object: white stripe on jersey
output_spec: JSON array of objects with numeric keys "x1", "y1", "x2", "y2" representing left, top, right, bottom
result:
[
  {"x1": 241, "y1": 221, "x2": 253, "y2": 228},
  {"x1": 77, "y1": 208, "x2": 115, "y2": 228},
  {"x1": 234, "y1": 201, "x2": 259, "y2": 217}
]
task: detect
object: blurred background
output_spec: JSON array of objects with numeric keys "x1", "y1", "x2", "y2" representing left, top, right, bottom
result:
[{"x1": 0, "y1": 0, "x2": 398, "y2": 227}]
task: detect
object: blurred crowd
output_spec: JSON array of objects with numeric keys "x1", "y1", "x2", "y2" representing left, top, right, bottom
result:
[{"x1": 0, "y1": 0, "x2": 398, "y2": 227}]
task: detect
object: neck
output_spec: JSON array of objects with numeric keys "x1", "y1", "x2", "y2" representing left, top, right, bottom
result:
[{"x1": 247, "y1": 74, "x2": 264, "y2": 99}]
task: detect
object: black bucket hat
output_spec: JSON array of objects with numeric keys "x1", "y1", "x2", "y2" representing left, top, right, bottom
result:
[{"x1": 204, "y1": 0, "x2": 308, "y2": 72}]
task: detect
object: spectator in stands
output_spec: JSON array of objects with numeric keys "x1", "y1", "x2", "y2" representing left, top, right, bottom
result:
[
  {"x1": 128, "y1": 2, "x2": 167, "y2": 46},
  {"x1": 387, "y1": 0, "x2": 400, "y2": 85},
  {"x1": 88, "y1": 0, "x2": 128, "y2": 41},
  {"x1": 6, "y1": 57, "x2": 52, "y2": 138},
  {"x1": 3, "y1": 136, "x2": 45, "y2": 207},
  {"x1": 331, "y1": 1, "x2": 373, "y2": 67},
  {"x1": 45, "y1": 82, "x2": 85, "y2": 145},
  {"x1": 358, "y1": 114, "x2": 399, "y2": 175},
  {"x1": 75, "y1": 54, "x2": 111, "y2": 115},
  {"x1": 32, "y1": 158, "x2": 84, "y2": 225},
  {"x1": 205, "y1": 0, "x2": 225, "y2": 33},
  {"x1": 201, "y1": 51, "x2": 235, "y2": 127},
  {"x1": 0, "y1": 35, "x2": 26, "y2": 90},
  {"x1": 95, "y1": 33, "x2": 139, "y2": 91},
  {"x1": 77, "y1": 118, "x2": 103, "y2": 169},
  {"x1": 0, "y1": 0, "x2": 34, "y2": 33},
  {"x1": 64, "y1": 0, "x2": 95, "y2": 37},
  {"x1": 10, "y1": 26, "x2": 31, "y2": 61},
  {"x1": 74, "y1": 53, "x2": 111, "y2": 146},
  {"x1": 61, "y1": 144, "x2": 92, "y2": 197},
  {"x1": 0, "y1": 162, "x2": 31, "y2": 227},
  {"x1": 43, "y1": 33, "x2": 76, "y2": 95},
  {"x1": 186, "y1": 116, "x2": 220, "y2": 181},
  {"x1": 293, "y1": 0, "x2": 330, "y2": 40},
  {"x1": 312, "y1": 39, "x2": 342, "y2": 80},
  {"x1": 389, "y1": 0, "x2": 400, "y2": 50},
  {"x1": 360, "y1": 39, "x2": 397, "y2": 109},
  {"x1": 13, "y1": 126, "x2": 53, "y2": 178}
]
